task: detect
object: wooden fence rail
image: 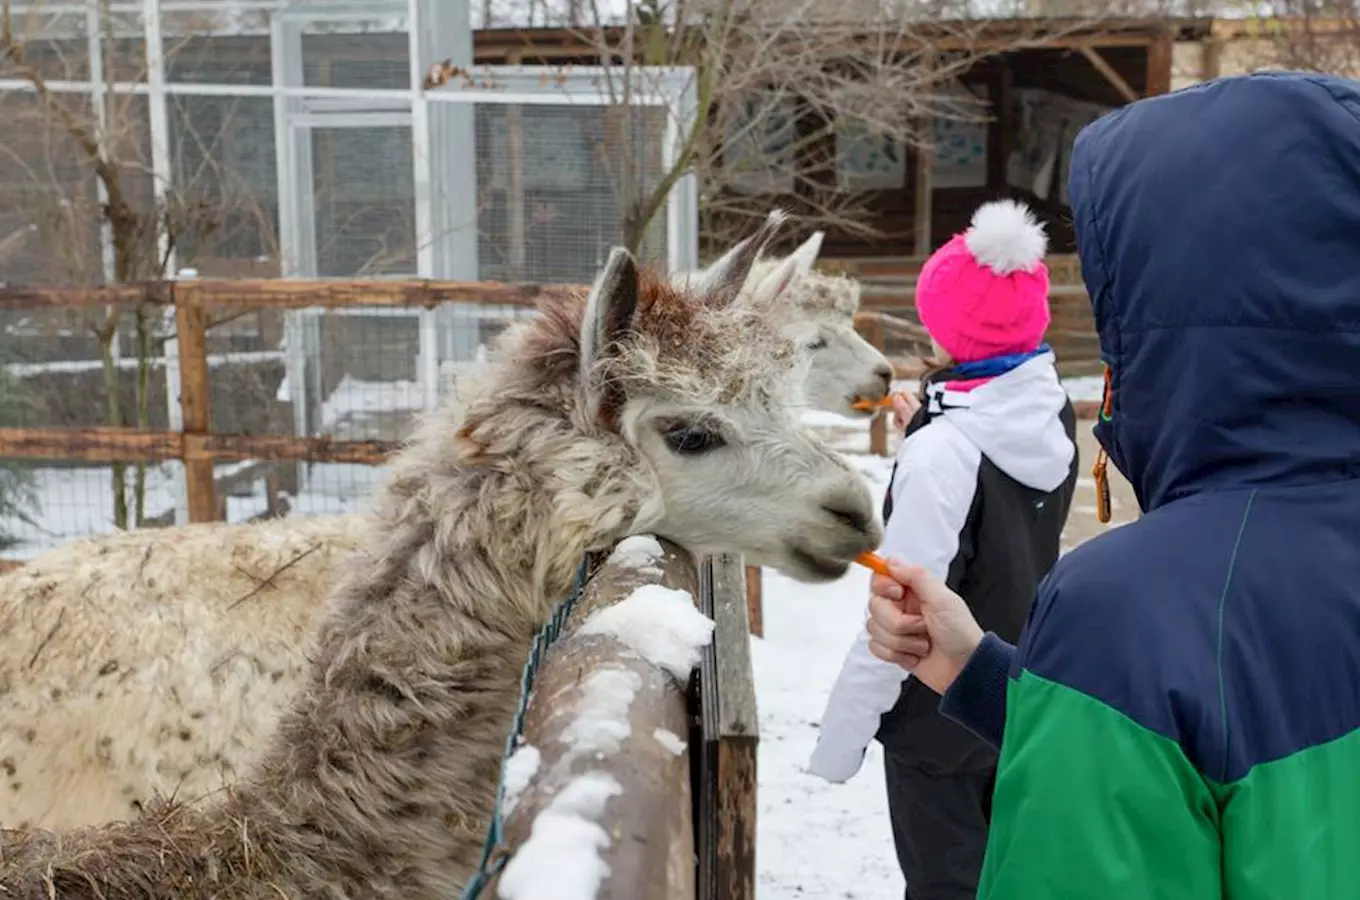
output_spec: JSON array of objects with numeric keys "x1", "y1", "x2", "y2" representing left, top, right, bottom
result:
[
  {"x1": 0, "y1": 278, "x2": 571, "y2": 523},
  {"x1": 487, "y1": 540, "x2": 759, "y2": 900},
  {"x1": 493, "y1": 539, "x2": 698, "y2": 900}
]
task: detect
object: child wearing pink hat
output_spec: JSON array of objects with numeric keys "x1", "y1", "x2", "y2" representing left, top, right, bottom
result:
[{"x1": 810, "y1": 199, "x2": 1079, "y2": 900}]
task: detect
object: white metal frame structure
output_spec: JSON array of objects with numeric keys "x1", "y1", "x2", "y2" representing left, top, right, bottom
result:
[{"x1": 0, "y1": 0, "x2": 700, "y2": 504}]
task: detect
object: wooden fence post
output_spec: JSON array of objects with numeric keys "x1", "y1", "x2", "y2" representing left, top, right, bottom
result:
[
  {"x1": 174, "y1": 288, "x2": 217, "y2": 523},
  {"x1": 491, "y1": 541, "x2": 697, "y2": 900},
  {"x1": 696, "y1": 553, "x2": 759, "y2": 900},
  {"x1": 862, "y1": 315, "x2": 889, "y2": 457},
  {"x1": 744, "y1": 564, "x2": 763, "y2": 638}
]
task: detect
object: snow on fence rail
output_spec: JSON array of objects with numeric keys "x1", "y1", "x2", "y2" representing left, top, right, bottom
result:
[{"x1": 488, "y1": 537, "x2": 758, "y2": 900}]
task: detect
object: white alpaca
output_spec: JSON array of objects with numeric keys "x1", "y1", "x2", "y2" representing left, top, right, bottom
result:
[
  {"x1": 674, "y1": 227, "x2": 892, "y2": 418},
  {"x1": 0, "y1": 515, "x2": 368, "y2": 829}
]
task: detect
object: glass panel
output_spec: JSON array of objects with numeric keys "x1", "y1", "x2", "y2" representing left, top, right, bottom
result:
[
  {"x1": 0, "y1": 91, "x2": 102, "y2": 284},
  {"x1": 162, "y1": 7, "x2": 274, "y2": 87},
  {"x1": 303, "y1": 32, "x2": 410, "y2": 90}
]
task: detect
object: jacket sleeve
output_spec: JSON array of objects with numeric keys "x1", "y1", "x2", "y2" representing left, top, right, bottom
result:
[
  {"x1": 976, "y1": 579, "x2": 1222, "y2": 900},
  {"x1": 937, "y1": 631, "x2": 1014, "y2": 748},
  {"x1": 808, "y1": 423, "x2": 981, "y2": 782}
]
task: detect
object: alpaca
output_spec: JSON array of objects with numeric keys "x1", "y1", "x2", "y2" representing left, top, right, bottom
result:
[
  {"x1": 0, "y1": 514, "x2": 369, "y2": 830},
  {"x1": 0, "y1": 228, "x2": 889, "y2": 832},
  {"x1": 674, "y1": 228, "x2": 892, "y2": 418},
  {"x1": 0, "y1": 226, "x2": 882, "y2": 897}
]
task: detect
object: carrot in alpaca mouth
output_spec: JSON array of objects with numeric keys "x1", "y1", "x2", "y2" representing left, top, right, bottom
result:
[
  {"x1": 855, "y1": 551, "x2": 892, "y2": 578},
  {"x1": 850, "y1": 397, "x2": 894, "y2": 412}
]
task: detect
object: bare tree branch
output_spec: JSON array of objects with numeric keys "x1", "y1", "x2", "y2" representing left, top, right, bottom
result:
[{"x1": 513, "y1": 0, "x2": 1113, "y2": 252}]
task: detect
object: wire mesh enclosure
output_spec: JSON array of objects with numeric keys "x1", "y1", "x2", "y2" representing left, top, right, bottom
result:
[{"x1": 0, "y1": 0, "x2": 699, "y2": 558}]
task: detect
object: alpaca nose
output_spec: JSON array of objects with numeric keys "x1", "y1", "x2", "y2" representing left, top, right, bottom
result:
[
  {"x1": 874, "y1": 363, "x2": 893, "y2": 392},
  {"x1": 822, "y1": 501, "x2": 873, "y2": 536}
]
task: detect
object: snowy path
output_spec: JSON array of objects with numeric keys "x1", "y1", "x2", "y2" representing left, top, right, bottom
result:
[
  {"x1": 751, "y1": 454, "x2": 902, "y2": 899},
  {"x1": 753, "y1": 561, "x2": 903, "y2": 899}
]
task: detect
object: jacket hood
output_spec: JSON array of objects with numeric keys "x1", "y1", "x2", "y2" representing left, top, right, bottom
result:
[
  {"x1": 1069, "y1": 72, "x2": 1360, "y2": 512},
  {"x1": 927, "y1": 351, "x2": 1074, "y2": 492}
]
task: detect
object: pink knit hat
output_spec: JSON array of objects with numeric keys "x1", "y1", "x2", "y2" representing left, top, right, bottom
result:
[{"x1": 915, "y1": 199, "x2": 1051, "y2": 364}]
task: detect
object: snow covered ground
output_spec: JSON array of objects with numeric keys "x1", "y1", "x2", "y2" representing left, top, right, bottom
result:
[{"x1": 752, "y1": 452, "x2": 904, "y2": 899}]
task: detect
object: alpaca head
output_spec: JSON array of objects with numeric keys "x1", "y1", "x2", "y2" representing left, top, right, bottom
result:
[
  {"x1": 574, "y1": 217, "x2": 882, "y2": 583},
  {"x1": 677, "y1": 227, "x2": 893, "y2": 418},
  {"x1": 741, "y1": 231, "x2": 892, "y2": 418}
]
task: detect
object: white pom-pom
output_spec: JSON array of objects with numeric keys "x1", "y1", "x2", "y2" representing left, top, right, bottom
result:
[{"x1": 963, "y1": 199, "x2": 1047, "y2": 276}]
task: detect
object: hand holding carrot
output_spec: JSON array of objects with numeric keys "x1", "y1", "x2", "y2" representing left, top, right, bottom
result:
[
  {"x1": 889, "y1": 392, "x2": 921, "y2": 429},
  {"x1": 858, "y1": 553, "x2": 984, "y2": 694},
  {"x1": 851, "y1": 391, "x2": 921, "y2": 430}
]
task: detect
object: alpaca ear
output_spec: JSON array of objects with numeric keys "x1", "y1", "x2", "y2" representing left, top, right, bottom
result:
[
  {"x1": 789, "y1": 230, "x2": 824, "y2": 276},
  {"x1": 580, "y1": 247, "x2": 640, "y2": 426},
  {"x1": 688, "y1": 242, "x2": 743, "y2": 296},
  {"x1": 696, "y1": 208, "x2": 789, "y2": 307},
  {"x1": 743, "y1": 253, "x2": 802, "y2": 309}
]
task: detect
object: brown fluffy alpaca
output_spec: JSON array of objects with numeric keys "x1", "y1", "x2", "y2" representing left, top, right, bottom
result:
[
  {"x1": 0, "y1": 227, "x2": 890, "y2": 835},
  {"x1": 0, "y1": 225, "x2": 880, "y2": 898}
]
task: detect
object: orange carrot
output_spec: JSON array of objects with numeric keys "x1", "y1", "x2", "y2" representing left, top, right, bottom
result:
[
  {"x1": 851, "y1": 397, "x2": 895, "y2": 412},
  {"x1": 857, "y1": 551, "x2": 921, "y2": 614},
  {"x1": 855, "y1": 551, "x2": 892, "y2": 578}
]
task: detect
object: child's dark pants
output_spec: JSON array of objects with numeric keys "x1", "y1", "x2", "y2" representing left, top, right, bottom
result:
[{"x1": 883, "y1": 749, "x2": 996, "y2": 900}]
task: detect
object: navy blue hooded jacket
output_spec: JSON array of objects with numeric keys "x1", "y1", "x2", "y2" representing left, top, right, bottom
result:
[{"x1": 936, "y1": 72, "x2": 1360, "y2": 897}]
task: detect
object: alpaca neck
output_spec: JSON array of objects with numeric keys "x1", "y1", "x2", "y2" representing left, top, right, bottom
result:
[{"x1": 232, "y1": 424, "x2": 641, "y2": 898}]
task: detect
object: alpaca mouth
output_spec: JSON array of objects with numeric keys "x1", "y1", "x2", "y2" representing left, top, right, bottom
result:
[
  {"x1": 846, "y1": 393, "x2": 885, "y2": 417},
  {"x1": 788, "y1": 544, "x2": 851, "y2": 581}
]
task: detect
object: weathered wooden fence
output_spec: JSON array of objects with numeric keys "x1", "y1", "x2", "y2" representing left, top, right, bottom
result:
[
  {"x1": 0, "y1": 271, "x2": 1099, "y2": 494},
  {"x1": 446, "y1": 539, "x2": 761, "y2": 899},
  {"x1": 0, "y1": 279, "x2": 566, "y2": 522}
]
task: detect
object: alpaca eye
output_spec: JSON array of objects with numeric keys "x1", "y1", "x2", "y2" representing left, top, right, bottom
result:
[
  {"x1": 661, "y1": 423, "x2": 727, "y2": 455},
  {"x1": 805, "y1": 337, "x2": 828, "y2": 351}
]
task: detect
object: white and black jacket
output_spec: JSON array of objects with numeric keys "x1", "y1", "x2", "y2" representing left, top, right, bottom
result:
[{"x1": 809, "y1": 351, "x2": 1078, "y2": 781}]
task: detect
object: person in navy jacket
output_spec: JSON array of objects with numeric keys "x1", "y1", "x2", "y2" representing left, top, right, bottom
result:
[{"x1": 862, "y1": 71, "x2": 1360, "y2": 899}]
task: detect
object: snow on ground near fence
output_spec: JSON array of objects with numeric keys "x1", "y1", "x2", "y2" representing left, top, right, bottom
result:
[
  {"x1": 0, "y1": 460, "x2": 388, "y2": 560},
  {"x1": 751, "y1": 450, "x2": 903, "y2": 899},
  {"x1": 314, "y1": 374, "x2": 424, "y2": 430}
]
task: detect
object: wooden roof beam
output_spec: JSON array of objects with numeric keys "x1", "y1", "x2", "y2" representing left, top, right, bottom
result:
[{"x1": 1078, "y1": 45, "x2": 1140, "y2": 103}]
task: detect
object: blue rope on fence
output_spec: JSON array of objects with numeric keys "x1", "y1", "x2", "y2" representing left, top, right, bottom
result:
[{"x1": 460, "y1": 556, "x2": 592, "y2": 900}]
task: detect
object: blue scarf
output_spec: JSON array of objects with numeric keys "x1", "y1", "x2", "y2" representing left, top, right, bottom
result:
[{"x1": 948, "y1": 344, "x2": 1052, "y2": 381}]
